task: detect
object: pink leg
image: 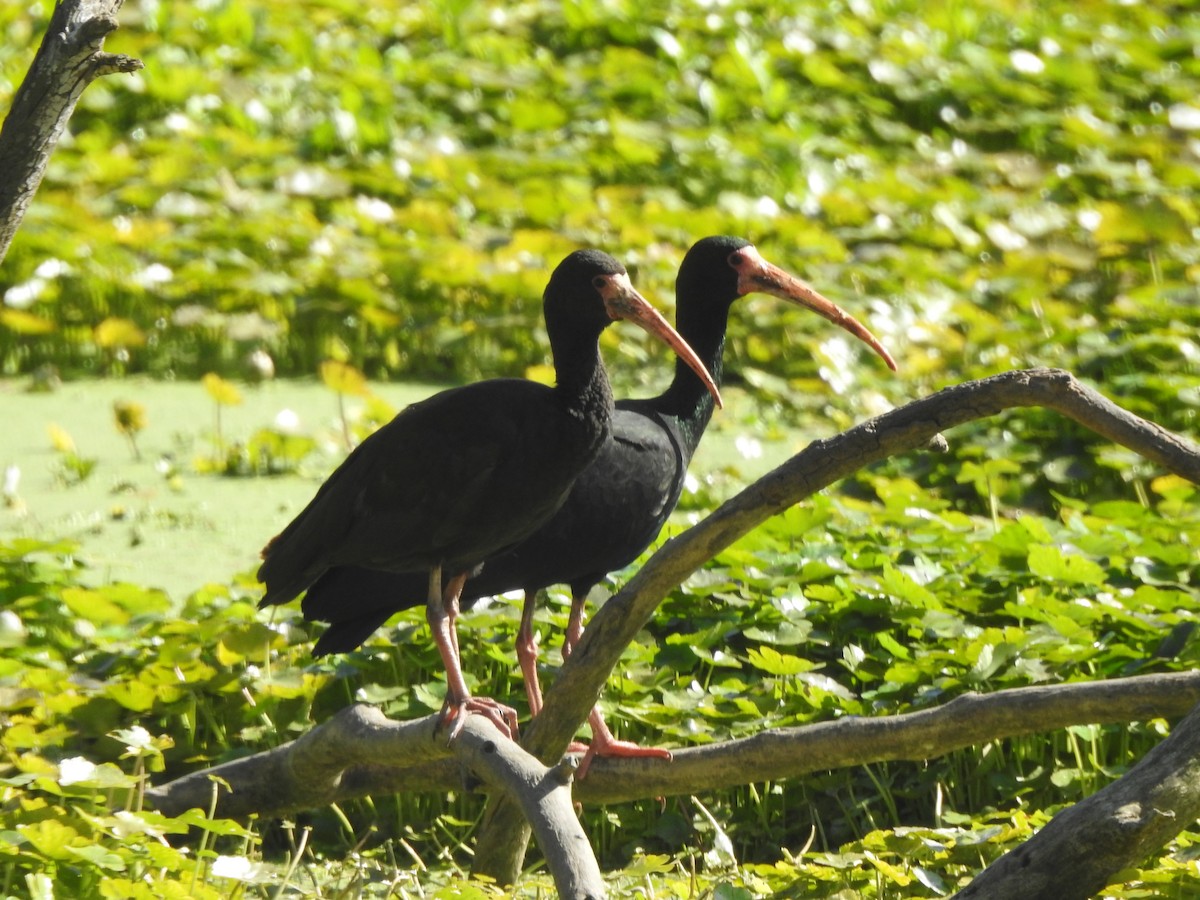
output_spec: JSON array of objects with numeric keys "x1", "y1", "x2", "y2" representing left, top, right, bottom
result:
[
  {"x1": 443, "y1": 571, "x2": 466, "y2": 662},
  {"x1": 516, "y1": 590, "x2": 545, "y2": 716},
  {"x1": 560, "y1": 588, "x2": 670, "y2": 777},
  {"x1": 518, "y1": 589, "x2": 590, "y2": 751},
  {"x1": 561, "y1": 589, "x2": 587, "y2": 660},
  {"x1": 426, "y1": 567, "x2": 518, "y2": 741},
  {"x1": 576, "y1": 704, "x2": 672, "y2": 779}
]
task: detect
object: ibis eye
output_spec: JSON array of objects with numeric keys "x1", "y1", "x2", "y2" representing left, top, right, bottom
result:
[
  {"x1": 592, "y1": 275, "x2": 607, "y2": 290},
  {"x1": 728, "y1": 251, "x2": 745, "y2": 268}
]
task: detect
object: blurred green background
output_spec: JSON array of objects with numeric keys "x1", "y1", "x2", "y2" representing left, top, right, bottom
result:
[
  {"x1": 2, "y1": 0, "x2": 1200, "y2": 896},
  {"x1": 2, "y1": 0, "x2": 1196, "y2": 423}
]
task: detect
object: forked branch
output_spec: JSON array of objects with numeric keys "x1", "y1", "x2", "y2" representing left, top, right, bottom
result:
[
  {"x1": 0, "y1": 0, "x2": 142, "y2": 264},
  {"x1": 472, "y1": 367, "x2": 1200, "y2": 881},
  {"x1": 146, "y1": 671, "x2": 1200, "y2": 816},
  {"x1": 147, "y1": 368, "x2": 1200, "y2": 898}
]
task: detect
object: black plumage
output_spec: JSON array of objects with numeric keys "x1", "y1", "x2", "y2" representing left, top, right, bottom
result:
[
  {"x1": 258, "y1": 249, "x2": 720, "y2": 737},
  {"x1": 298, "y1": 237, "x2": 895, "y2": 761}
]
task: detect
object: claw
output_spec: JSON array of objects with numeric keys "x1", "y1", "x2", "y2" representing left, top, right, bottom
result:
[
  {"x1": 438, "y1": 696, "x2": 520, "y2": 743},
  {"x1": 577, "y1": 736, "x2": 672, "y2": 780}
]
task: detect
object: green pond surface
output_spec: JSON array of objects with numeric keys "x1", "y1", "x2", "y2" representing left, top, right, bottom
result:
[{"x1": 1, "y1": 377, "x2": 810, "y2": 601}]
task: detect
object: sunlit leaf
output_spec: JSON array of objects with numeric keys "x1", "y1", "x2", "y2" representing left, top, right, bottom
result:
[
  {"x1": 319, "y1": 359, "x2": 369, "y2": 396},
  {"x1": 0, "y1": 309, "x2": 56, "y2": 334},
  {"x1": 60, "y1": 587, "x2": 130, "y2": 627},
  {"x1": 94, "y1": 317, "x2": 146, "y2": 348},
  {"x1": 745, "y1": 646, "x2": 815, "y2": 676},
  {"x1": 46, "y1": 423, "x2": 75, "y2": 453},
  {"x1": 1027, "y1": 544, "x2": 1107, "y2": 586},
  {"x1": 202, "y1": 372, "x2": 243, "y2": 406}
]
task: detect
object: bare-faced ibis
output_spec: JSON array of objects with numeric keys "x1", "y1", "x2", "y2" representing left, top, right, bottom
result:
[
  {"x1": 298, "y1": 237, "x2": 895, "y2": 766},
  {"x1": 258, "y1": 249, "x2": 722, "y2": 738}
]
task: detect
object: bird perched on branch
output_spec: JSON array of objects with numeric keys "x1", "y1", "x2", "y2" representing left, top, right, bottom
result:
[
  {"x1": 258, "y1": 249, "x2": 721, "y2": 739},
  {"x1": 297, "y1": 237, "x2": 896, "y2": 769}
]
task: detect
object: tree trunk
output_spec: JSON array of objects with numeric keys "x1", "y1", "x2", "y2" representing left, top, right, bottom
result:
[
  {"x1": 954, "y1": 700, "x2": 1200, "y2": 900},
  {"x1": 0, "y1": 0, "x2": 142, "y2": 265}
]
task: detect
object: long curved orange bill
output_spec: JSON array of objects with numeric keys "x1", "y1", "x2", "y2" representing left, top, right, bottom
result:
[
  {"x1": 598, "y1": 272, "x2": 724, "y2": 408},
  {"x1": 736, "y1": 246, "x2": 898, "y2": 372}
]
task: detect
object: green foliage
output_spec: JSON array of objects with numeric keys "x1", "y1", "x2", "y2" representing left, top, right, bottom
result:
[
  {"x1": 2, "y1": 0, "x2": 1200, "y2": 895},
  {"x1": 0, "y1": 0, "x2": 1197, "y2": 443},
  {"x1": 2, "y1": 459, "x2": 1198, "y2": 895}
]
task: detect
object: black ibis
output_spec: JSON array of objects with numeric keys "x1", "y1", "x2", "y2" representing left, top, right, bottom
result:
[
  {"x1": 257, "y1": 249, "x2": 722, "y2": 738},
  {"x1": 298, "y1": 236, "x2": 895, "y2": 766}
]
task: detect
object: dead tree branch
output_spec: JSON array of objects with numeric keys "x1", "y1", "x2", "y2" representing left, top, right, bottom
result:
[
  {"x1": 471, "y1": 367, "x2": 1200, "y2": 881},
  {"x1": 146, "y1": 367, "x2": 1200, "y2": 895},
  {"x1": 953, "y1": 698, "x2": 1200, "y2": 900},
  {"x1": 0, "y1": 0, "x2": 142, "y2": 265},
  {"x1": 146, "y1": 707, "x2": 605, "y2": 900},
  {"x1": 146, "y1": 671, "x2": 1200, "y2": 816}
]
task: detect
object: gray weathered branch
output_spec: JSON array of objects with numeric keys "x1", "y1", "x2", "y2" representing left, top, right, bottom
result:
[
  {"x1": 471, "y1": 367, "x2": 1200, "y2": 881},
  {"x1": 146, "y1": 671, "x2": 1200, "y2": 817},
  {"x1": 953, "y1": 698, "x2": 1200, "y2": 900},
  {"x1": 0, "y1": 0, "x2": 142, "y2": 265},
  {"x1": 146, "y1": 707, "x2": 604, "y2": 900},
  {"x1": 530, "y1": 368, "x2": 1200, "y2": 767}
]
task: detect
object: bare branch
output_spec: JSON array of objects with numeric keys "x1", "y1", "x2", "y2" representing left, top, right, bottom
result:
[
  {"x1": 0, "y1": 0, "x2": 143, "y2": 265},
  {"x1": 146, "y1": 705, "x2": 447, "y2": 818},
  {"x1": 953, "y1": 699, "x2": 1200, "y2": 900},
  {"x1": 454, "y1": 721, "x2": 606, "y2": 900},
  {"x1": 472, "y1": 367, "x2": 1200, "y2": 878},
  {"x1": 146, "y1": 672, "x2": 1200, "y2": 814},
  {"x1": 575, "y1": 672, "x2": 1200, "y2": 805},
  {"x1": 526, "y1": 368, "x2": 1200, "y2": 767},
  {"x1": 146, "y1": 708, "x2": 606, "y2": 899}
]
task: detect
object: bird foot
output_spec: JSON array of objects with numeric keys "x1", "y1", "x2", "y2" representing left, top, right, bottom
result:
[
  {"x1": 438, "y1": 696, "x2": 520, "y2": 743},
  {"x1": 576, "y1": 738, "x2": 672, "y2": 780}
]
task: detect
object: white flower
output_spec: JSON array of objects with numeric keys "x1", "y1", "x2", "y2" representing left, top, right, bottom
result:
[
  {"x1": 0, "y1": 609, "x2": 26, "y2": 647},
  {"x1": 121, "y1": 725, "x2": 154, "y2": 755},
  {"x1": 1168, "y1": 103, "x2": 1200, "y2": 131},
  {"x1": 164, "y1": 112, "x2": 195, "y2": 133},
  {"x1": 211, "y1": 855, "x2": 266, "y2": 882},
  {"x1": 1077, "y1": 209, "x2": 1103, "y2": 232},
  {"x1": 243, "y1": 99, "x2": 271, "y2": 125},
  {"x1": 34, "y1": 258, "x2": 71, "y2": 279},
  {"x1": 754, "y1": 195, "x2": 780, "y2": 218},
  {"x1": 58, "y1": 756, "x2": 98, "y2": 786},
  {"x1": 333, "y1": 108, "x2": 357, "y2": 142},
  {"x1": 985, "y1": 221, "x2": 1029, "y2": 252},
  {"x1": 734, "y1": 435, "x2": 763, "y2": 460},
  {"x1": 355, "y1": 195, "x2": 395, "y2": 223},
  {"x1": 112, "y1": 810, "x2": 168, "y2": 843},
  {"x1": 132, "y1": 263, "x2": 173, "y2": 288},
  {"x1": 1010, "y1": 49, "x2": 1045, "y2": 74},
  {"x1": 4, "y1": 277, "x2": 47, "y2": 309},
  {"x1": 3, "y1": 465, "x2": 19, "y2": 497},
  {"x1": 274, "y1": 409, "x2": 301, "y2": 433}
]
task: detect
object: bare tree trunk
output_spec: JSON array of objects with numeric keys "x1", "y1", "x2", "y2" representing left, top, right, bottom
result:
[{"x1": 0, "y1": 0, "x2": 142, "y2": 265}]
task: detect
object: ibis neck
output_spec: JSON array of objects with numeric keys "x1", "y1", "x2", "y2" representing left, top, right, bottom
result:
[
  {"x1": 552, "y1": 331, "x2": 615, "y2": 436},
  {"x1": 653, "y1": 301, "x2": 730, "y2": 458}
]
